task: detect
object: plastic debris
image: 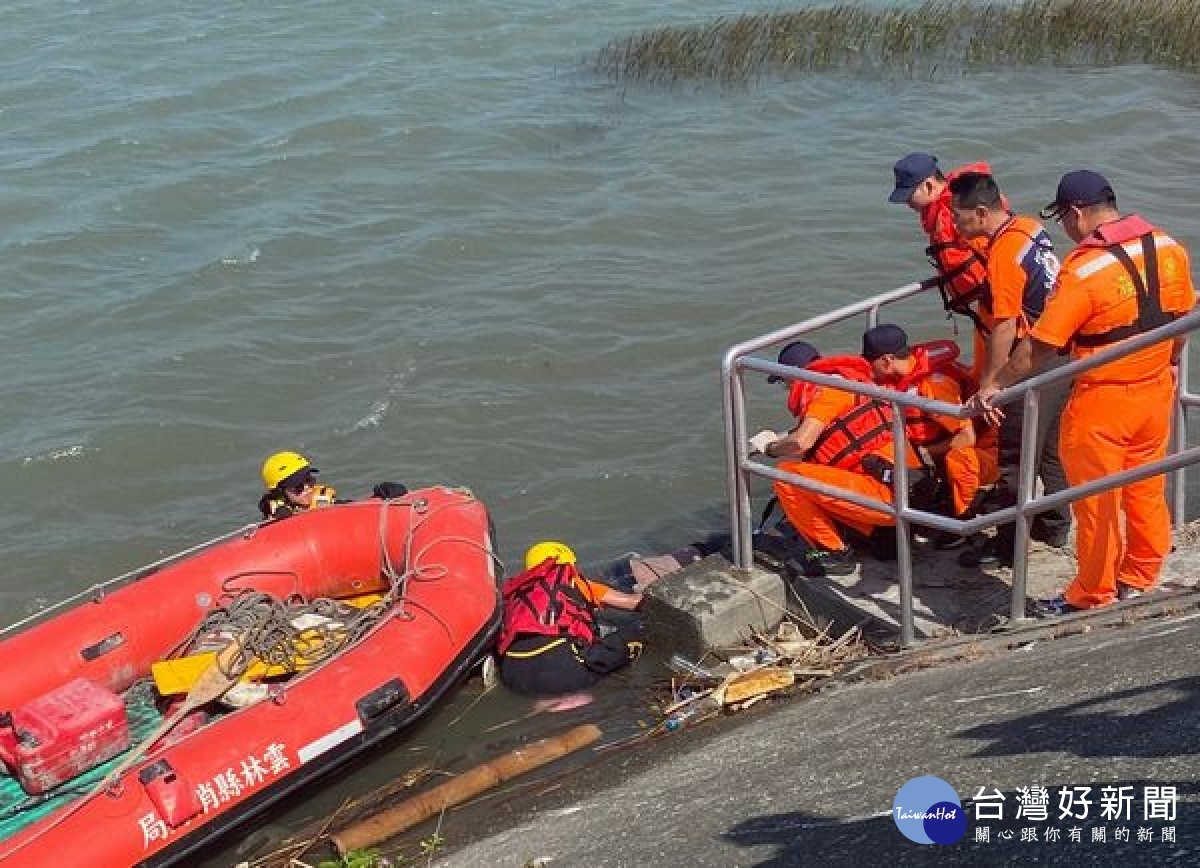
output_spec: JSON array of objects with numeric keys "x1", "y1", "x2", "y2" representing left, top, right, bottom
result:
[{"x1": 667, "y1": 653, "x2": 718, "y2": 680}]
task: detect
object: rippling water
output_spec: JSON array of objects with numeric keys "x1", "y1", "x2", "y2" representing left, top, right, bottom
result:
[{"x1": 3, "y1": 0, "x2": 1200, "y2": 859}]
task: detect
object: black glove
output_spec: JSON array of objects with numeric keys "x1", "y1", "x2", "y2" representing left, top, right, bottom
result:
[{"x1": 372, "y1": 482, "x2": 408, "y2": 499}]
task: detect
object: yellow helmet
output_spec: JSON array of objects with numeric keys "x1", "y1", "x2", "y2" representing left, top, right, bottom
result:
[
  {"x1": 524, "y1": 541, "x2": 576, "y2": 570},
  {"x1": 261, "y1": 451, "x2": 314, "y2": 491}
]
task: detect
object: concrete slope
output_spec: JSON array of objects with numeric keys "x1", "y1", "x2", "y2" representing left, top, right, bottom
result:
[{"x1": 436, "y1": 613, "x2": 1200, "y2": 867}]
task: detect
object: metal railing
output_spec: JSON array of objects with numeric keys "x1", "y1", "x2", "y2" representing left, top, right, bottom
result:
[{"x1": 721, "y1": 278, "x2": 1200, "y2": 647}]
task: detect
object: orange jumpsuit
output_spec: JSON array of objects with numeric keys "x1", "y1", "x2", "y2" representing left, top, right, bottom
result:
[
  {"x1": 909, "y1": 372, "x2": 999, "y2": 516},
  {"x1": 1031, "y1": 214, "x2": 1195, "y2": 608},
  {"x1": 773, "y1": 386, "x2": 922, "y2": 552}
]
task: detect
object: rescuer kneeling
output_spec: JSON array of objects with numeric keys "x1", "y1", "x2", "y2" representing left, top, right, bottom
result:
[{"x1": 752, "y1": 340, "x2": 927, "y2": 578}]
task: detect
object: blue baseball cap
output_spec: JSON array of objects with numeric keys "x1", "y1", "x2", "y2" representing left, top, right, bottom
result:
[
  {"x1": 768, "y1": 341, "x2": 821, "y2": 383},
  {"x1": 1040, "y1": 170, "x2": 1116, "y2": 220},
  {"x1": 889, "y1": 153, "x2": 939, "y2": 204},
  {"x1": 862, "y1": 324, "x2": 909, "y2": 361}
]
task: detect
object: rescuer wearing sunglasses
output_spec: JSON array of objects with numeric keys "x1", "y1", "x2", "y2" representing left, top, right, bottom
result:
[
  {"x1": 257, "y1": 451, "x2": 409, "y2": 520},
  {"x1": 258, "y1": 451, "x2": 338, "y2": 520}
]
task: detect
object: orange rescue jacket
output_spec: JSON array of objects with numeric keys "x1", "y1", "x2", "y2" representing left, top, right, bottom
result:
[
  {"x1": 889, "y1": 341, "x2": 975, "y2": 446},
  {"x1": 1030, "y1": 214, "x2": 1196, "y2": 388},
  {"x1": 1070, "y1": 218, "x2": 1178, "y2": 349},
  {"x1": 785, "y1": 356, "x2": 894, "y2": 472},
  {"x1": 922, "y1": 162, "x2": 995, "y2": 331}
]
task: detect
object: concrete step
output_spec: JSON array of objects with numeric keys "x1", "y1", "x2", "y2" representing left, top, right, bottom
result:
[{"x1": 641, "y1": 522, "x2": 1200, "y2": 652}]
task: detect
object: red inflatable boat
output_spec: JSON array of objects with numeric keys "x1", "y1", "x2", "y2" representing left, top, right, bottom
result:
[{"x1": 0, "y1": 486, "x2": 501, "y2": 867}]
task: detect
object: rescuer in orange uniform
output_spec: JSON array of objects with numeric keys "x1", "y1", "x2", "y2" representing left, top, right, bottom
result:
[
  {"x1": 948, "y1": 171, "x2": 1072, "y2": 566},
  {"x1": 971, "y1": 170, "x2": 1195, "y2": 614},
  {"x1": 889, "y1": 152, "x2": 999, "y2": 376},
  {"x1": 752, "y1": 340, "x2": 926, "y2": 577},
  {"x1": 865, "y1": 324, "x2": 999, "y2": 550}
]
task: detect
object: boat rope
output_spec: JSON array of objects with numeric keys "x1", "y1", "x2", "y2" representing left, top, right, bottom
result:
[
  {"x1": 376, "y1": 491, "x2": 503, "y2": 619},
  {"x1": 185, "y1": 591, "x2": 388, "y2": 677},
  {"x1": 378, "y1": 495, "x2": 412, "y2": 614}
]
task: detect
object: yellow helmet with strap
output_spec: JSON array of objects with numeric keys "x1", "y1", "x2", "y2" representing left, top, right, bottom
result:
[
  {"x1": 524, "y1": 541, "x2": 577, "y2": 571},
  {"x1": 261, "y1": 451, "x2": 313, "y2": 491}
]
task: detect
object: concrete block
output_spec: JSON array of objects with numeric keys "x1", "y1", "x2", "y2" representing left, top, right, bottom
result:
[{"x1": 641, "y1": 553, "x2": 786, "y2": 653}]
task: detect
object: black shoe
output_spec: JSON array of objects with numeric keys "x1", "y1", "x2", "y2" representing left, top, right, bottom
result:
[
  {"x1": 957, "y1": 537, "x2": 1011, "y2": 568},
  {"x1": 801, "y1": 547, "x2": 858, "y2": 578},
  {"x1": 868, "y1": 527, "x2": 917, "y2": 562},
  {"x1": 932, "y1": 530, "x2": 970, "y2": 551},
  {"x1": 870, "y1": 532, "x2": 897, "y2": 562},
  {"x1": 1031, "y1": 524, "x2": 1070, "y2": 549}
]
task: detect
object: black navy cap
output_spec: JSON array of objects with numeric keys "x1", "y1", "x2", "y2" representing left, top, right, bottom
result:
[
  {"x1": 862, "y1": 324, "x2": 909, "y2": 361},
  {"x1": 768, "y1": 341, "x2": 821, "y2": 383},
  {"x1": 889, "y1": 153, "x2": 939, "y2": 204},
  {"x1": 1040, "y1": 169, "x2": 1116, "y2": 220}
]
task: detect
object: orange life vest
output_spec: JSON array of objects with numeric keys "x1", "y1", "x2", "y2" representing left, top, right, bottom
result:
[
  {"x1": 1071, "y1": 231, "x2": 1175, "y2": 349},
  {"x1": 1037, "y1": 214, "x2": 1191, "y2": 387},
  {"x1": 785, "y1": 356, "x2": 894, "y2": 472},
  {"x1": 923, "y1": 163, "x2": 994, "y2": 327},
  {"x1": 889, "y1": 341, "x2": 976, "y2": 446}
]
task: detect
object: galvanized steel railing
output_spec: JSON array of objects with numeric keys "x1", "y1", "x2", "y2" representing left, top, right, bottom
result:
[{"x1": 722, "y1": 278, "x2": 1200, "y2": 647}]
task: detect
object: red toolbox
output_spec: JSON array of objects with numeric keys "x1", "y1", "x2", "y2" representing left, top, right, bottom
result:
[{"x1": 0, "y1": 677, "x2": 131, "y2": 794}]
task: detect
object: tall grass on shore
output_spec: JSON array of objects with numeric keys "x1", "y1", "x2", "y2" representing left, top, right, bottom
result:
[{"x1": 595, "y1": 0, "x2": 1200, "y2": 84}]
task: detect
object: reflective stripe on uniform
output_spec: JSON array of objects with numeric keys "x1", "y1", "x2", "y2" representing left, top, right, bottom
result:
[
  {"x1": 503, "y1": 637, "x2": 569, "y2": 659},
  {"x1": 1074, "y1": 235, "x2": 1180, "y2": 279}
]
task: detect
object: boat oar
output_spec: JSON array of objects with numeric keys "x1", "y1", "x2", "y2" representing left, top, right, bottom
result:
[
  {"x1": 98, "y1": 636, "x2": 255, "y2": 791},
  {"x1": 0, "y1": 637, "x2": 256, "y2": 858},
  {"x1": 95, "y1": 639, "x2": 249, "y2": 796}
]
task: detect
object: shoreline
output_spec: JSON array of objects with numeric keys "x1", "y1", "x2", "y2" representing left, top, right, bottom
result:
[{"x1": 242, "y1": 585, "x2": 1200, "y2": 866}]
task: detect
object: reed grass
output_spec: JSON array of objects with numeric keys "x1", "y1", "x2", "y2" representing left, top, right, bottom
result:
[{"x1": 594, "y1": 0, "x2": 1200, "y2": 84}]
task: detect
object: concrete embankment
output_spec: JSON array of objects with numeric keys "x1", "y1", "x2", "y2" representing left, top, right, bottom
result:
[
  {"x1": 244, "y1": 523, "x2": 1200, "y2": 866},
  {"x1": 433, "y1": 606, "x2": 1200, "y2": 867},
  {"x1": 412, "y1": 520, "x2": 1200, "y2": 865},
  {"x1": 641, "y1": 519, "x2": 1200, "y2": 648}
]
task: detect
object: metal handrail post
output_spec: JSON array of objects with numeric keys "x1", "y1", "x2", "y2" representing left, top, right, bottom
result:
[
  {"x1": 722, "y1": 358, "x2": 754, "y2": 570},
  {"x1": 891, "y1": 400, "x2": 915, "y2": 647},
  {"x1": 1170, "y1": 337, "x2": 1190, "y2": 527},
  {"x1": 732, "y1": 371, "x2": 755, "y2": 570},
  {"x1": 1009, "y1": 387, "x2": 1041, "y2": 623}
]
